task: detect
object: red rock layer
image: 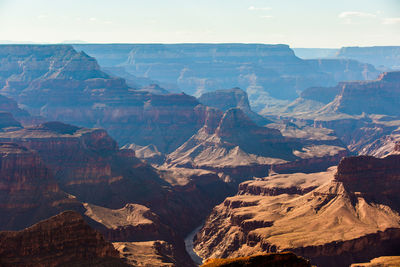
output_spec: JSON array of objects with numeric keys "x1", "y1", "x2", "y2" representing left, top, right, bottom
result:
[
  {"x1": 335, "y1": 154, "x2": 400, "y2": 211},
  {"x1": 0, "y1": 142, "x2": 82, "y2": 230},
  {"x1": 0, "y1": 211, "x2": 128, "y2": 267}
]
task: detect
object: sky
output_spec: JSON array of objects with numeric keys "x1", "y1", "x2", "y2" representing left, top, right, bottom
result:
[{"x1": 0, "y1": 0, "x2": 399, "y2": 48}]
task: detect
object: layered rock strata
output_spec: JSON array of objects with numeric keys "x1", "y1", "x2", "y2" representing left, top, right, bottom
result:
[
  {"x1": 0, "y1": 211, "x2": 128, "y2": 267},
  {"x1": 194, "y1": 155, "x2": 400, "y2": 266}
]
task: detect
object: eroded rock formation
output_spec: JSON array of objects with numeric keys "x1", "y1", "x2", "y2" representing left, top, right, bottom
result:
[
  {"x1": 0, "y1": 211, "x2": 128, "y2": 267},
  {"x1": 166, "y1": 108, "x2": 347, "y2": 181},
  {"x1": 0, "y1": 142, "x2": 82, "y2": 230},
  {"x1": 194, "y1": 155, "x2": 400, "y2": 266}
]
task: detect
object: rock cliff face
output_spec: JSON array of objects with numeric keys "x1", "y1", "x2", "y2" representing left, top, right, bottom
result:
[
  {"x1": 0, "y1": 121, "x2": 233, "y2": 239},
  {"x1": 306, "y1": 59, "x2": 379, "y2": 81},
  {"x1": 75, "y1": 44, "x2": 381, "y2": 107},
  {"x1": 201, "y1": 252, "x2": 311, "y2": 267},
  {"x1": 113, "y1": 44, "x2": 330, "y2": 100},
  {"x1": 194, "y1": 155, "x2": 400, "y2": 267},
  {"x1": 335, "y1": 155, "x2": 400, "y2": 211},
  {"x1": 166, "y1": 108, "x2": 347, "y2": 181},
  {"x1": 84, "y1": 203, "x2": 194, "y2": 266},
  {"x1": 0, "y1": 121, "x2": 236, "y2": 265},
  {"x1": 351, "y1": 256, "x2": 400, "y2": 267},
  {"x1": 0, "y1": 142, "x2": 82, "y2": 230},
  {"x1": 0, "y1": 45, "x2": 222, "y2": 153},
  {"x1": 320, "y1": 72, "x2": 400, "y2": 116},
  {"x1": 337, "y1": 46, "x2": 400, "y2": 70},
  {"x1": 0, "y1": 211, "x2": 128, "y2": 267},
  {"x1": 271, "y1": 71, "x2": 400, "y2": 157},
  {"x1": 0, "y1": 121, "x2": 169, "y2": 208},
  {"x1": 0, "y1": 94, "x2": 38, "y2": 126},
  {"x1": 198, "y1": 88, "x2": 271, "y2": 126}
]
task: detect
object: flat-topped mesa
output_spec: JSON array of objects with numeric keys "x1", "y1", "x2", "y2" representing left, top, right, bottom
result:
[
  {"x1": 126, "y1": 44, "x2": 297, "y2": 64},
  {"x1": 0, "y1": 210, "x2": 128, "y2": 267}
]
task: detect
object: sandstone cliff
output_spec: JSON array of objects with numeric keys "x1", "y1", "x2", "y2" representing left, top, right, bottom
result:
[
  {"x1": 0, "y1": 142, "x2": 82, "y2": 230},
  {"x1": 201, "y1": 252, "x2": 311, "y2": 267},
  {"x1": 0, "y1": 121, "x2": 233, "y2": 243},
  {"x1": 194, "y1": 155, "x2": 400, "y2": 266},
  {"x1": 198, "y1": 88, "x2": 271, "y2": 126},
  {"x1": 320, "y1": 72, "x2": 400, "y2": 116},
  {"x1": 83, "y1": 203, "x2": 194, "y2": 266},
  {"x1": 166, "y1": 108, "x2": 347, "y2": 181},
  {"x1": 0, "y1": 211, "x2": 128, "y2": 267}
]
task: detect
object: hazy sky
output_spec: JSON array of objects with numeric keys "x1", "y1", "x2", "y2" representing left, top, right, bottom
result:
[{"x1": 0, "y1": 0, "x2": 399, "y2": 47}]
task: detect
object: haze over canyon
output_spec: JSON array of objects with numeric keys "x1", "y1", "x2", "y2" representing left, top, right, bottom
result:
[{"x1": 0, "y1": 39, "x2": 399, "y2": 267}]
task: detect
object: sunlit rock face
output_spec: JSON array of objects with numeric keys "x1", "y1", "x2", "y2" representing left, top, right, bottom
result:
[
  {"x1": 320, "y1": 72, "x2": 400, "y2": 116},
  {"x1": 166, "y1": 108, "x2": 348, "y2": 182},
  {"x1": 194, "y1": 155, "x2": 400, "y2": 267}
]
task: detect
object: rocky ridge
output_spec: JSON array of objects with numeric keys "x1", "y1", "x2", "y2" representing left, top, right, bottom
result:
[
  {"x1": 194, "y1": 155, "x2": 400, "y2": 266},
  {"x1": 166, "y1": 108, "x2": 347, "y2": 181},
  {"x1": 0, "y1": 210, "x2": 128, "y2": 267}
]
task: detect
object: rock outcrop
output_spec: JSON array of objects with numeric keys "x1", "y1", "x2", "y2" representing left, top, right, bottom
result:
[
  {"x1": 75, "y1": 44, "x2": 382, "y2": 107},
  {"x1": 166, "y1": 108, "x2": 347, "y2": 181},
  {"x1": 0, "y1": 45, "x2": 221, "y2": 153},
  {"x1": 201, "y1": 252, "x2": 311, "y2": 267},
  {"x1": 83, "y1": 203, "x2": 194, "y2": 266},
  {"x1": 0, "y1": 121, "x2": 169, "y2": 208},
  {"x1": 306, "y1": 59, "x2": 379, "y2": 81},
  {"x1": 351, "y1": 256, "x2": 400, "y2": 267},
  {"x1": 114, "y1": 241, "x2": 182, "y2": 267},
  {"x1": 269, "y1": 71, "x2": 400, "y2": 158},
  {"x1": 0, "y1": 94, "x2": 40, "y2": 126},
  {"x1": 194, "y1": 155, "x2": 400, "y2": 267},
  {"x1": 198, "y1": 88, "x2": 271, "y2": 126},
  {"x1": 0, "y1": 142, "x2": 82, "y2": 230},
  {"x1": 320, "y1": 72, "x2": 400, "y2": 116},
  {"x1": 0, "y1": 121, "x2": 233, "y2": 241},
  {"x1": 337, "y1": 46, "x2": 400, "y2": 70},
  {"x1": 0, "y1": 211, "x2": 128, "y2": 267}
]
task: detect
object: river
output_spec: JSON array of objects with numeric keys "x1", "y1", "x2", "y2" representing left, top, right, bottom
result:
[{"x1": 184, "y1": 224, "x2": 204, "y2": 266}]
